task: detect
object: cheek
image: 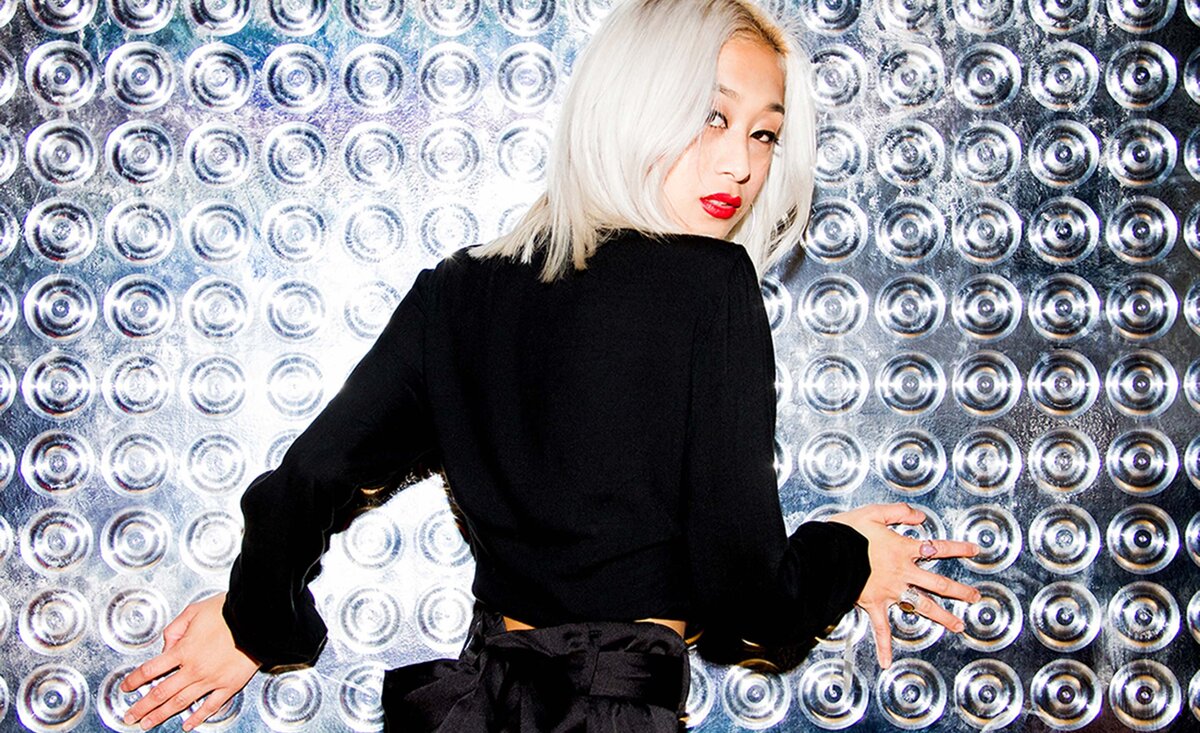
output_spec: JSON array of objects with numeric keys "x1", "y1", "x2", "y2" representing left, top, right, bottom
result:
[
  {"x1": 663, "y1": 151, "x2": 699, "y2": 197},
  {"x1": 661, "y1": 154, "x2": 694, "y2": 219},
  {"x1": 755, "y1": 149, "x2": 775, "y2": 180},
  {"x1": 745, "y1": 157, "x2": 774, "y2": 205}
]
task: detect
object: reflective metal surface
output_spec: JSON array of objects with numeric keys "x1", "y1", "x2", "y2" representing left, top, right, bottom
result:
[{"x1": 0, "y1": 0, "x2": 1198, "y2": 730}]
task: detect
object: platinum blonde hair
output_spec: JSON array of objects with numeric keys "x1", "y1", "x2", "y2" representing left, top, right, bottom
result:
[{"x1": 469, "y1": 0, "x2": 816, "y2": 282}]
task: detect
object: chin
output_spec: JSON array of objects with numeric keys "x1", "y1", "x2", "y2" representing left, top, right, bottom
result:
[{"x1": 691, "y1": 221, "x2": 735, "y2": 240}]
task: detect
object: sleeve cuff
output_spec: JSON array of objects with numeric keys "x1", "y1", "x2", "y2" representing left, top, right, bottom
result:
[
  {"x1": 223, "y1": 561, "x2": 328, "y2": 669},
  {"x1": 803, "y1": 520, "x2": 871, "y2": 621}
]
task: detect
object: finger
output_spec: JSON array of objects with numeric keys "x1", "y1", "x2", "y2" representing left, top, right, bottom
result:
[
  {"x1": 908, "y1": 592, "x2": 965, "y2": 633},
  {"x1": 181, "y1": 688, "x2": 234, "y2": 732},
  {"x1": 908, "y1": 567, "x2": 982, "y2": 603},
  {"x1": 873, "y1": 502, "x2": 926, "y2": 527},
  {"x1": 865, "y1": 604, "x2": 894, "y2": 669},
  {"x1": 131, "y1": 679, "x2": 211, "y2": 731},
  {"x1": 123, "y1": 669, "x2": 193, "y2": 725},
  {"x1": 120, "y1": 653, "x2": 180, "y2": 694},
  {"x1": 919, "y1": 539, "x2": 981, "y2": 559}
]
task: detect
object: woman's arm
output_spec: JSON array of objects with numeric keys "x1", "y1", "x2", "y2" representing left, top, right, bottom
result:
[
  {"x1": 223, "y1": 266, "x2": 440, "y2": 666},
  {"x1": 683, "y1": 250, "x2": 979, "y2": 659},
  {"x1": 120, "y1": 266, "x2": 441, "y2": 728}
]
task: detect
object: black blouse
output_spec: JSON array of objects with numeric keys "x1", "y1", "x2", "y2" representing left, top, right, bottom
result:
[{"x1": 222, "y1": 229, "x2": 871, "y2": 668}]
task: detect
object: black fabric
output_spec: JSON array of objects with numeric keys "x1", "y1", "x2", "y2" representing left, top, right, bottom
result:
[
  {"x1": 222, "y1": 229, "x2": 872, "y2": 669},
  {"x1": 382, "y1": 603, "x2": 687, "y2": 732}
]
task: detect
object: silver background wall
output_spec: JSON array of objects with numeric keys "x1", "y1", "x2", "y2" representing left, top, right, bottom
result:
[{"x1": 0, "y1": 0, "x2": 1198, "y2": 729}]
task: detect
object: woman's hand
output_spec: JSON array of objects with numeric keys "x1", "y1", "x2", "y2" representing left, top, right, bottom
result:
[
  {"x1": 119, "y1": 592, "x2": 261, "y2": 731},
  {"x1": 827, "y1": 503, "x2": 982, "y2": 669}
]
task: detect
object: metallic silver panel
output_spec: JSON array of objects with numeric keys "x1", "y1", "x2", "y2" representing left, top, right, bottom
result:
[{"x1": 0, "y1": 0, "x2": 1198, "y2": 730}]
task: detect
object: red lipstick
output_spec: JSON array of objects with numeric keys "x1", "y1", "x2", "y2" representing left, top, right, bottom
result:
[{"x1": 700, "y1": 192, "x2": 741, "y2": 220}]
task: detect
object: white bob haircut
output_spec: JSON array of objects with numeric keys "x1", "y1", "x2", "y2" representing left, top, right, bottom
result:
[{"x1": 470, "y1": 0, "x2": 816, "y2": 283}]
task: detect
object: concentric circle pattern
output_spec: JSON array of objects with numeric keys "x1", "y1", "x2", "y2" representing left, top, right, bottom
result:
[
  {"x1": 797, "y1": 659, "x2": 867, "y2": 727},
  {"x1": 342, "y1": 0, "x2": 402, "y2": 34},
  {"x1": 876, "y1": 659, "x2": 946, "y2": 729},
  {"x1": 1109, "y1": 660, "x2": 1181, "y2": 730},
  {"x1": 109, "y1": 0, "x2": 174, "y2": 32},
  {"x1": 25, "y1": 41, "x2": 98, "y2": 109},
  {"x1": 259, "y1": 669, "x2": 322, "y2": 730},
  {"x1": 877, "y1": 351, "x2": 945, "y2": 414},
  {"x1": 876, "y1": 201, "x2": 944, "y2": 263},
  {"x1": 799, "y1": 430, "x2": 869, "y2": 494},
  {"x1": 102, "y1": 354, "x2": 171, "y2": 414},
  {"x1": 26, "y1": 0, "x2": 97, "y2": 31},
  {"x1": 185, "y1": 122, "x2": 252, "y2": 186},
  {"x1": 953, "y1": 43, "x2": 1020, "y2": 109},
  {"x1": 810, "y1": 45, "x2": 865, "y2": 108},
  {"x1": 952, "y1": 430, "x2": 1021, "y2": 496},
  {"x1": 21, "y1": 430, "x2": 94, "y2": 497},
  {"x1": 953, "y1": 503, "x2": 1021, "y2": 573},
  {"x1": 954, "y1": 659, "x2": 1023, "y2": 729},
  {"x1": 25, "y1": 119, "x2": 96, "y2": 186},
  {"x1": 20, "y1": 509, "x2": 93, "y2": 573},
  {"x1": 100, "y1": 508, "x2": 170, "y2": 570},
  {"x1": 960, "y1": 581, "x2": 1022, "y2": 651},
  {"x1": 105, "y1": 119, "x2": 175, "y2": 185},
  {"x1": 1031, "y1": 660, "x2": 1102, "y2": 730},
  {"x1": 101, "y1": 431, "x2": 169, "y2": 496},
  {"x1": 185, "y1": 200, "x2": 250, "y2": 262},
  {"x1": 106, "y1": 200, "x2": 175, "y2": 263},
  {"x1": 105, "y1": 42, "x2": 175, "y2": 111},
  {"x1": 1029, "y1": 120, "x2": 1099, "y2": 187},
  {"x1": 720, "y1": 665, "x2": 790, "y2": 729},
  {"x1": 18, "y1": 664, "x2": 89, "y2": 730},
  {"x1": 185, "y1": 43, "x2": 252, "y2": 111},
  {"x1": 188, "y1": 0, "x2": 250, "y2": 33},
  {"x1": 1028, "y1": 197, "x2": 1099, "y2": 264}
]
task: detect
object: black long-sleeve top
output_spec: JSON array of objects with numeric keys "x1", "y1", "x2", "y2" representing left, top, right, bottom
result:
[{"x1": 222, "y1": 229, "x2": 871, "y2": 668}]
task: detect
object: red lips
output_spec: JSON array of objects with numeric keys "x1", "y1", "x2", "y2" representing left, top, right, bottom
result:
[{"x1": 699, "y1": 192, "x2": 741, "y2": 220}]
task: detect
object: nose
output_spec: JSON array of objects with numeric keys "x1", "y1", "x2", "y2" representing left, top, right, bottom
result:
[{"x1": 714, "y1": 133, "x2": 751, "y2": 185}]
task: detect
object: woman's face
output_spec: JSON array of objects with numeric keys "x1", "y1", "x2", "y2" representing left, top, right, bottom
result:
[{"x1": 661, "y1": 36, "x2": 785, "y2": 239}]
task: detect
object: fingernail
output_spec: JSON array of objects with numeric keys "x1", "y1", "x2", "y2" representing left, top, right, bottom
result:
[{"x1": 123, "y1": 714, "x2": 134, "y2": 725}]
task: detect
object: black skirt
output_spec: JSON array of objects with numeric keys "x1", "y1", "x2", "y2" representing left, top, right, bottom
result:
[{"x1": 382, "y1": 603, "x2": 690, "y2": 732}]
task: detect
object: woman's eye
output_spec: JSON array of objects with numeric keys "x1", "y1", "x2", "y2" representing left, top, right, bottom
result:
[
  {"x1": 754, "y1": 130, "x2": 780, "y2": 145},
  {"x1": 707, "y1": 111, "x2": 727, "y2": 128}
]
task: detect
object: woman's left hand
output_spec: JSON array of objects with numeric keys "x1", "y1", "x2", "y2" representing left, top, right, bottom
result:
[
  {"x1": 827, "y1": 503, "x2": 982, "y2": 669},
  {"x1": 118, "y1": 592, "x2": 261, "y2": 730}
]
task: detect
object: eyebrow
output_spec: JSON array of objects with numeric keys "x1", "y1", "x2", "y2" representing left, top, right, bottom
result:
[{"x1": 718, "y1": 84, "x2": 785, "y2": 115}]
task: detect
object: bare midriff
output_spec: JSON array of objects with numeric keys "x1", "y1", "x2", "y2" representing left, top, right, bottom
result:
[{"x1": 502, "y1": 615, "x2": 686, "y2": 637}]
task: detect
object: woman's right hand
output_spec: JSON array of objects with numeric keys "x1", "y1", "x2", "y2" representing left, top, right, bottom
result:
[
  {"x1": 119, "y1": 592, "x2": 261, "y2": 731},
  {"x1": 827, "y1": 503, "x2": 982, "y2": 669}
]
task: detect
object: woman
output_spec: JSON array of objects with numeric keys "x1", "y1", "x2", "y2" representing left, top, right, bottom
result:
[{"x1": 120, "y1": 0, "x2": 981, "y2": 730}]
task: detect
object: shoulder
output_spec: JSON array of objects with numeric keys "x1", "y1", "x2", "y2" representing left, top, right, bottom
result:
[
  {"x1": 604, "y1": 229, "x2": 752, "y2": 265},
  {"x1": 592, "y1": 230, "x2": 758, "y2": 294},
  {"x1": 410, "y1": 244, "x2": 494, "y2": 291},
  {"x1": 418, "y1": 232, "x2": 756, "y2": 295}
]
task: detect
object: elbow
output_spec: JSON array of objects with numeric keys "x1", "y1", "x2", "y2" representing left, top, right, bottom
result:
[{"x1": 239, "y1": 470, "x2": 278, "y2": 519}]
